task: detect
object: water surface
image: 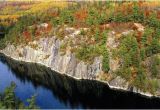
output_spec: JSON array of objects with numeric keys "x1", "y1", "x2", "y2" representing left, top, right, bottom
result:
[{"x1": 0, "y1": 54, "x2": 160, "y2": 109}]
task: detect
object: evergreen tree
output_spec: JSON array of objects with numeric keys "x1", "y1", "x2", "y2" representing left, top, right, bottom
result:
[{"x1": 0, "y1": 82, "x2": 39, "y2": 109}]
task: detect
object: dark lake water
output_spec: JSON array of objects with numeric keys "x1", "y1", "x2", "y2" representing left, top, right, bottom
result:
[{"x1": 1, "y1": 54, "x2": 160, "y2": 109}]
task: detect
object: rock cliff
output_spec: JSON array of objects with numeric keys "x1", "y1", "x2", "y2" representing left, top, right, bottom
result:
[{"x1": 0, "y1": 26, "x2": 156, "y2": 97}]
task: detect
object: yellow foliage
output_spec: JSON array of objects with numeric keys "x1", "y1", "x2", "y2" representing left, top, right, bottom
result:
[
  {"x1": 0, "y1": 15, "x2": 19, "y2": 19},
  {"x1": 0, "y1": 1, "x2": 73, "y2": 26},
  {"x1": 25, "y1": 1, "x2": 69, "y2": 14},
  {"x1": 142, "y1": 1, "x2": 160, "y2": 8}
]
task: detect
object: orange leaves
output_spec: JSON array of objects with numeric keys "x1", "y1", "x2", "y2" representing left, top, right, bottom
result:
[
  {"x1": 34, "y1": 30, "x2": 41, "y2": 41},
  {"x1": 35, "y1": 30, "x2": 41, "y2": 37},
  {"x1": 51, "y1": 11, "x2": 59, "y2": 17},
  {"x1": 141, "y1": 1, "x2": 160, "y2": 9},
  {"x1": 114, "y1": 2, "x2": 134, "y2": 15},
  {"x1": 126, "y1": 3, "x2": 133, "y2": 14},
  {"x1": 46, "y1": 23, "x2": 52, "y2": 32},
  {"x1": 144, "y1": 8, "x2": 151, "y2": 18},
  {"x1": 23, "y1": 30, "x2": 31, "y2": 42},
  {"x1": 136, "y1": 31, "x2": 143, "y2": 43},
  {"x1": 23, "y1": 23, "x2": 53, "y2": 42},
  {"x1": 73, "y1": 8, "x2": 88, "y2": 28},
  {"x1": 74, "y1": 9, "x2": 88, "y2": 22},
  {"x1": 138, "y1": 1, "x2": 144, "y2": 8},
  {"x1": 156, "y1": 10, "x2": 160, "y2": 19},
  {"x1": 34, "y1": 23, "x2": 53, "y2": 39}
]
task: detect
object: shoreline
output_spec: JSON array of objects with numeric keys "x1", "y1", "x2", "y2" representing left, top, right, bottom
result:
[{"x1": 0, "y1": 51, "x2": 158, "y2": 99}]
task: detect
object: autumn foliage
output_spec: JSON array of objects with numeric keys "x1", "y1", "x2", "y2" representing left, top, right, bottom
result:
[
  {"x1": 46, "y1": 23, "x2": 52, "y2": 32},
  {"x1": 50, "y1": 11, "x2": 59, "y2": 17},
  {"x1": 23, "y1": 30, "x2": 31, "y2": 42},
  {"x1": 74, "y1": 9, "x2": 88, "y2": 22},
  {"x1": 135, "y1": 31, "x2": 143, "y2": 43},
  {"x1": 156, "y1": 10, "x2": 160, "y2": 19}
]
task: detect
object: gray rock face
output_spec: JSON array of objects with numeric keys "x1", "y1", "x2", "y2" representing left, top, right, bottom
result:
[
  {"x1": 1, "y1": 36, "x2": 102, "y2": 80},
  {"x1": 109, "y1": 76, "x2": 128, "y2": 89}
]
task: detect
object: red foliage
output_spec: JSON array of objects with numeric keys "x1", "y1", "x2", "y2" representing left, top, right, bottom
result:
[
  {"x1": 156, "y1": 10, "x2": 160, "y2": 19},
  {"x1": 35, "y1": 30, "x2": 41, "y2": 37},
  {"x1": 23, "y1": 30, "x2": 31, "y2": 42},
  {"x1": 144, "y1": 8, "x2": 151, "y2": 17},
  {"x1": 51, "y1": 11, "x2": 59, "y2": 17},
  {"x1": 138, "y1": 1, "x2": 144, "y2": 8},
  {"x1": 46, "y1": 23, "x2": 52, "y2": 32},
  {"x1": 136, "y1": 31, "x2": 143, "y2": 43},
  {"x1": 127, "y1": 3, "x2": 133, "y2": 14},
  {"x1": 35, "y1": 30, "x2": 41, "y2": 40},
  {"x1": 74, "y1": 9, "x2": 88, "y2": 22}
]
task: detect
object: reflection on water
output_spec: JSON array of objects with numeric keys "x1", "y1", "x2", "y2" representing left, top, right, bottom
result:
[
  {"x1": 0, "y1": 54, "x2": 160, "y2": 109},
  {"x1": 0, "y1": 33, "x2": 5, "y2": 39}
]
